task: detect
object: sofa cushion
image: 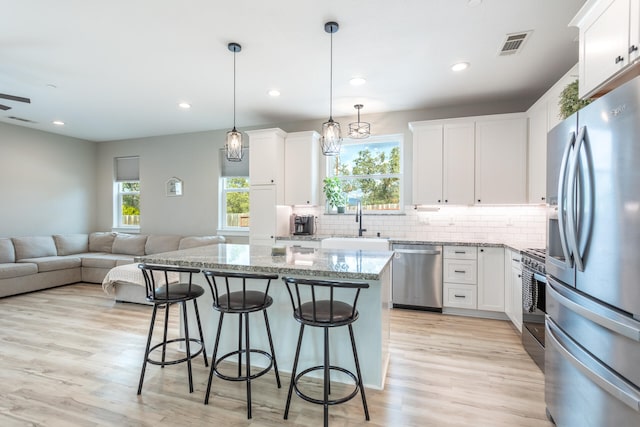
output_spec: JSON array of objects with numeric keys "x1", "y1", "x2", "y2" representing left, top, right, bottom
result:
[
  {"x1": 0, "y1": 238, "x2": 15, "y2": 263},
  {"x1": 89, "y1": 232, "x2": 117, "y2": 253},
  {"x1": 81, "y1": 254, "x2": 135, "y2": 269},
  {"x1": 53, "y1": 234, "x2": 89, "y2": 256},
  {"x1": 18, "y1": 256, "x2": 82, "y2": 273},
  {"x1": 178, "y1": 235, "x2": 225, "y2": 250},
  {"x1": 12, "y1": 236, "x2": 57, "y2": 260},
  {"x1": 112, "y1": 234, "x2": 148, "y2": 256},
  {"x1": 0, "y1": 262, "x2": 38, "y2": 279},
  {"x1": 145, "y1": 235, "x2": 182, "y2": 254}
]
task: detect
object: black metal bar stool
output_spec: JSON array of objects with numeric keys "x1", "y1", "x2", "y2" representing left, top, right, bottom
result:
[
  {"x1": 202, "y1": 270, "x2": 281, "y2": 419},
  {"x1": 137, "y1": 263, "x2": 208, "y2": 394},
  {"x1": 281, "y1": 276, "x2": 370, "y2": 427}
]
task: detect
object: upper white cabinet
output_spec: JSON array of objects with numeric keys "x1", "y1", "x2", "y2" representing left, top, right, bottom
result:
[
  {"x1": 526, "y1": 64, "x2": 578, "y2": 203},
  {"x1": 411, "y1": 114, "x2": 525, "y2": 205},
  {"x1": 247, "y1": 128, "x2": 286, "y2": 188},
  {"x1": 410, "y1": 121, "x2": 474, "y2": 205},
  {"x1": 443, "y1": 123, "x2": 476, "y2": 205},
  {"x1": 475, "y1": 115, "x2": 527, "y2": 204},
  {"x1": 572, "y1": 0, "x2": 640, "y2": 98},
  {"x1": 284, "y1": 131, "x2": 320, "y2": 206}
]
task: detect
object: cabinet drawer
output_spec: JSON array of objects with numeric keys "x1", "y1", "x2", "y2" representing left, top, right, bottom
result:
[
  {"x1": 443, "y1": 259, "x2": 477, "y2": 284},
  {"x1": 443, "y1": 283, "x2": 477, "y2": 309},
  {"x1": 444, "y1": 246, "x2": 477, "y2": 259}
]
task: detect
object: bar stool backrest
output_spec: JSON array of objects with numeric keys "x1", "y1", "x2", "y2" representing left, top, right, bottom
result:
[
  {"x1": 281, "y1": 276, "x2": 369, "y2": 326},
  {"x1": 202, "y1": 270, "x2": 279, "y2": 312},
  {"x1": 138, "y1": 263, "x2": 200, "y2": 302}
]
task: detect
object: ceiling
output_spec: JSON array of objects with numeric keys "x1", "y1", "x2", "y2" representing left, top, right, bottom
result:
[{"x1": 1, "y1": 0, "x2": 586, "y2": 142}]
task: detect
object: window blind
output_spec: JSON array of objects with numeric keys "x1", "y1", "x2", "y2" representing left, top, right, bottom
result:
[
  {"x1": 115, "y1": 156, "x2": 140, "y2": 182},
  {"x1": 220, "y1": 148, "x2": 249, "y2": 177}
]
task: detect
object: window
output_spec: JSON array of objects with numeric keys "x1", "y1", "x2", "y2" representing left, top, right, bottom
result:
[
  {"x1": 117, "y1": 181, "x2": 140, "y2": 227},
  {"x1": 114, "y1": 156, "x2": 140, "y2": 229},
  {"x1": 219, "y1": 148, "x2": 250, "y2": 231},
  {"x1": 221, "y1": 177, "x2": 250, "y2": 229},
  {"x1": 327, "y1": 135, "x2": 402, "y2": 212}
]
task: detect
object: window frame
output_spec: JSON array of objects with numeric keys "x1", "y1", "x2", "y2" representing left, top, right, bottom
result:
[
  {"x1": 115, "y1": 180, "x2": 140, "y2": 230},
  {"x1": 326, "y1": 134, "x2": 404, "y2": 214},
  {"x1": 218, "y1": 176, "x2": 250, "y2": 233}
]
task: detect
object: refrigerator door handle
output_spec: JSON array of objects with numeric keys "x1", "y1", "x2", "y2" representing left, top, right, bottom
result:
[
  {"x1": 557, "y1": 131, "x2": 575, "y2": 268},
  {"x1": 548, "y1": 280, "x2": 640, "y2": 342},
  {"x1": 566, "y1": 126, "x2": 586, "y2": 271},
  {"x1": 546, "y1": 319, "x2": 640, "y2": 412}
]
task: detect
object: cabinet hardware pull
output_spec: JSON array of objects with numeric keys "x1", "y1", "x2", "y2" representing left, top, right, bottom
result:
[
  {"x1": 454, "y1": 251, "x2": 466, "y2": 254},
  {"x1": 445, "y1": 199, "x2": 448, "y2": 203},
  {"x1": 630, "y1": 45, "x2": 638, "y2": 54},
  {"x1": 615, "y1": 55, "x2": 625, "y2": 64},
  {"x1": 512, "y1": 258, "x2": 519, "y2": 262},
  {"x1": 518, "y1": 274, "x2": 521, "y2": 278},
  {"x1": 454, "y1": 294, "x2": 466, "y2": 298},
  {"x1": 454, "y1": 270, "x2": 466, "y2": 273},
  {"x1": 541, "y1": 196, "x2": 546, "y2": 200},
  {"x1": 477, "y1": 199, "x2": 481, "y2": 203}
]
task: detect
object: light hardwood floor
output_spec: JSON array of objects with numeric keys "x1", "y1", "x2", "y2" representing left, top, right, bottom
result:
[{"x1": 0, "y1": 284, "x2": 552, "y2": 427}]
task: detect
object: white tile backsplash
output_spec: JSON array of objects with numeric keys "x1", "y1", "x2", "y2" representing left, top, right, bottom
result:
[{"x1": 292, "y1": 205, "x2": 547, "y2": 248}]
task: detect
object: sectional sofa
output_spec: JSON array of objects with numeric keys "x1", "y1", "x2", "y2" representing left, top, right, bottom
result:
[{"x1": 0, "y1": 232, "x2": 225, "y2": 299}]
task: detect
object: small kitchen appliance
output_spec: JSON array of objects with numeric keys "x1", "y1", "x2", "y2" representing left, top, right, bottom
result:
[{"x1": 291, "y1": 214, "x2": 315, "y2": 235}]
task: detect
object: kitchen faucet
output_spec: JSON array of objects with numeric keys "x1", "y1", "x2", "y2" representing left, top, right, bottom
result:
[{"x1": 356, "y1": 201, "x2": 367, "y2": 237}]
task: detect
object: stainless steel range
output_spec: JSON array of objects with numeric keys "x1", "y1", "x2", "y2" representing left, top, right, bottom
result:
[{"x1": 521, "y1": 248, "x2": 546, "y2": 373}]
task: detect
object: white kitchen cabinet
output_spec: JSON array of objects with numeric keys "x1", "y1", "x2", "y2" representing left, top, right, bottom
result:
[
  {"x1": 443, "y1": 123, "x2": 475, "y2": 205},
  {"x1": 475, "y1": 115, "x2": 527, "y2": 204},
  {"x1": 572, "y1": 0, "x2": 640, "y2": 98},
  {"x1": 504, "y1": 248, "x2": 523, "y2": 332},
  {"x1": 284, "y1": 131, "x2": 320, "y2": 206},
  {"x1": 249, "y1": 185, "x2": 277, "y2": 246},
  {"x1": 477, "y1": 247, "x2": 505, "y2": 312},
  {"x1": 443, "y1": 246, "x2": 478, "y2": 309},
  {"x1": 411, "y1": 124, "x2": 443, "y2": 204},
  {"x1": 526, "y1": 64, "x2": 578, "y2": 203},
  {"x1": 247, "y1": 128, "x2": 286, "y2": 189},
  {"x1": 410, "y1": 120, "x2": 474, "y2": 205}
]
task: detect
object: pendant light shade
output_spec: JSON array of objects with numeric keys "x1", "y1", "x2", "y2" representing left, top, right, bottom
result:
[
  {"x1": 348, "y1": 104, "x2": 370, "y2": 139},
  {"x1": 225, "y1": 42, "x2": 243, "y2": 162},
  {"x1": 320, "y1": 21, "x2": 342, "y2": 156}
]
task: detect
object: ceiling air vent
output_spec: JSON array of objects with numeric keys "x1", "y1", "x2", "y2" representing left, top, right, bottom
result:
[
  {"x1": 8, "y1": 116, "x2": 37, "y2": 124},
  {"x1": 499, "y1": 31, "x2": 532, "y2": 56}
]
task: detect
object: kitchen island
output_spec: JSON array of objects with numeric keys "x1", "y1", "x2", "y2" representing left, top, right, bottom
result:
[{"x1": 137, "y1": 243, "x2": 393, "y2": 389}]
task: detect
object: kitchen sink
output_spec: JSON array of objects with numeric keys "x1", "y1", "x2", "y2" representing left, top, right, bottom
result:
[{"x1": 320, "y1": 237, "x2": 390, "y2": 251}]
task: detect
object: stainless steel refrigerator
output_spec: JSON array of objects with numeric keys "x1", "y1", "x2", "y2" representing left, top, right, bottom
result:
[{"x1": 545, "y1": 75, "x2": 640, "y2": 427}]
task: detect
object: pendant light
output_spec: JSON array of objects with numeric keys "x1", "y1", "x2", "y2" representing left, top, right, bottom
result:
[
  {"x1": 225, "y1": 42, "x2": 243, "y2": 162},
  {"x1": 348, "y1": 104, "x2": 370, "y2": 139},
  {"x1": 320, "y1": 21, "x2": 342, "y2": 156}
]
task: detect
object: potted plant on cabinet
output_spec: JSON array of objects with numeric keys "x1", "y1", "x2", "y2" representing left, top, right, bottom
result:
[{"x1": 323, "y1": 176, "x2": 347, "y2": 213}]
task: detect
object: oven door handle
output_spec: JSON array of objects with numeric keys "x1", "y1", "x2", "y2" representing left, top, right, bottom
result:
[
  {"x1": 533, "y1": 272, "x2": 546, "y2": 283},
  {"x1": 547, "y1": 280, "x2": 640, "y2": 342}
]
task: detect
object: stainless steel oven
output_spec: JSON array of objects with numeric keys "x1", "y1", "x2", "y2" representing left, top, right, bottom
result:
[{"x1": 521, "y1": 248, "x2": 546, "y2": 373}]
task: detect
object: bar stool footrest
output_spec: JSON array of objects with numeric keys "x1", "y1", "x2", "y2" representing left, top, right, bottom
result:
[
  {"x1": 213, "y1": 349, "x2": 275, "y2": 382},
  {"x1": 293, "y1": 365, "x2": 360, "y2": 406},
  {"x1": 146, "y1": 338, "x2": 205, "y2": 366}
]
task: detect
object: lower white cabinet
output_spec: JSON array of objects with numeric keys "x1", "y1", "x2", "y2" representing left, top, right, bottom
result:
[
  {"x1": 477, "y1": 247, "x2": 505, "y2": 312},
  {"x1": 443, "y1": 259, "x2": 477, "y2": 284},
  {"x1": 443, "y1": 283, "x2": 477, "y2": 309},
  {"x1": 504, "y1": 248, "x2": 523, "y2": 332}
]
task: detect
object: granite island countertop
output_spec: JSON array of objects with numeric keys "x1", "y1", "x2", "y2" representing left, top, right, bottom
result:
[{"x1": 137, "y1": 243, "x2": 394, "y2": 281}]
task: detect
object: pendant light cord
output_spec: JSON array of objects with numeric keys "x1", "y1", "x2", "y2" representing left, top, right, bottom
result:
[
  {"x1": 233, "y1": 48, "x2": 237, "y2": 130},
  {"x1": 329, "y1": 30, "x2": 333, "y2": 121}
]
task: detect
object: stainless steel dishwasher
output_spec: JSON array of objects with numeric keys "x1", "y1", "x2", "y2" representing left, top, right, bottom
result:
[{"x1": 392, "y1": 243, "x2": 443, "y2": 311}]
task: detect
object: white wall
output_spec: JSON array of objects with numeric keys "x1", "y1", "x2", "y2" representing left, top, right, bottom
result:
[{"x1": 0, "y1": 122, "x2": 97, "y2": 237}]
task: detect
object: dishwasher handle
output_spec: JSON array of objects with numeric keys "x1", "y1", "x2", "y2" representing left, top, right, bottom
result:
[{"x1": 394, "y1": 249, "x2": 441, "y2": 256}]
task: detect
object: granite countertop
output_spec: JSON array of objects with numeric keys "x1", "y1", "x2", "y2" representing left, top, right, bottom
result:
[
  {"x1": 137, "y1": 243, "x2": 394, "y2": 281},
  {"x1": 277, "y1": 235, "x2": 528, "y2": 253}
]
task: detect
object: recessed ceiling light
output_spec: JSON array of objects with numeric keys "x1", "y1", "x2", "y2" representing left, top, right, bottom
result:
[
  {"x1": 52, "y1": 120, "x2": 65, "y2": 126},
  {"x1": 268, "y1": 89, "x2": 281, "y2": 97},
  {"x1": 350, "y1": 77, "x2": 366, "y2": 86},
  {"x1": 178, "y1": 102, "x2": 191, "y2": 109},
  {"x1": 451, "y1": 62, "x2": 470, "y2": 72}
]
